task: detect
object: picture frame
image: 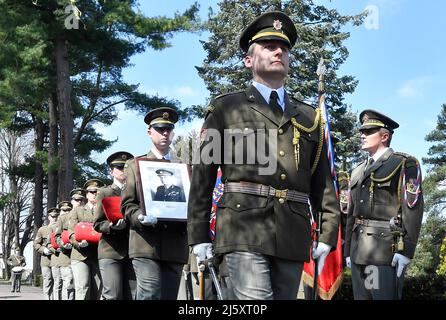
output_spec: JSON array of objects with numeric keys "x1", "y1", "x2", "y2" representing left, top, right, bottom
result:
[{"x1": 135, "y1": 158, "x2": 191, "y2": 221}]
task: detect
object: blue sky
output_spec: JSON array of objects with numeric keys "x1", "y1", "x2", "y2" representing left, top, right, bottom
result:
[{"x1": 94, "y1": 0, "x2": 446, "y2": 177}]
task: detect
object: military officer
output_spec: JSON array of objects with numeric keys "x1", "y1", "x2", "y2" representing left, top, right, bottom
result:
[
  {"x1": 153, "y1": 169, "x2": 186, "y2": 202},
  {"x1": 121, "y1": 107, "x2": 188, "y2": 300},
  {"x1": 93, "y1": 151, "x2": 136, "y2": 300},
  {"x1": 344, "y1": 110, "x2": 424, "y2": 300},
  {"x1": 7, "y1": 246, "x2": 26, "y2": 293},
  {"x1": 69, "y1": 179, "x2": 105, "y2": 300},
  {"x1": 187, "y1": 11, "x2": 340, "y2": 300},
  {"x1": 33, "y1": 209, "x2": 58, "y2": 300},
  {"x1": 55, "y1": 200, "x2": 76, "y2": 300}
]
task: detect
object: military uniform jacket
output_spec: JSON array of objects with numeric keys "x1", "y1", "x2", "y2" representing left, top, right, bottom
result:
[
  {"x1": 187, "y1": 86, "x2": 340, "y2": 262},
  {"x1": 54, "y1": 213, "x2": 73, "y2": 267},
  {"x1": 344, "y1": 149, "x2": 424, "y2": 265},
  {"x1": 154, "y1": 185, "x2": 186, "y2": 202},
  {"x1": 121, "y1": 150, "x2": 188, "y2": 263},
  {"x1": 68, "y1": 205, "x2": 99, "y2": 262},
  {"x1": 93, "y1": 183, "x2": 129, "y2": 260},
  {"x1": 34, "y1": 225, "x2": 52, "y2": 267}
]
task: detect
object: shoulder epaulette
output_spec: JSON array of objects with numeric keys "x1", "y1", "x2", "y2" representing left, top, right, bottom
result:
[
  {"x1": 394, "y1": 152, "x2": 419, "y2": 167},
  {"x1": 213, "y1": 90, "x2": 244, "y2": 100}
]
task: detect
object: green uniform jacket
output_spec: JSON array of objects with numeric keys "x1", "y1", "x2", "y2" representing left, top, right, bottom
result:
[
  {"x1": 68, "y1": 205, "x2": 99, "y2": 262},
  {"x1": 187, "y1": 86, "x2": 340, "y2": 262},
  {"x1": 54, "y1": 213, "x2": 73, "y2": 267},
  {"x1": 93, "y1": 183, "x2": 129, "y2": 260},
  {"x1": 344, "y1": 149, "x2": 424, "y2": 265},
  {"x1": 34, "y1": 225, "x2": 52, "y2": 267},
  {"x1": 121, "y1": 151, "x2": 188, "y2": 263}
]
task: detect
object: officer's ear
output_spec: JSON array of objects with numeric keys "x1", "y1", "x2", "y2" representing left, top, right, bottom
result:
[{"x1": 244, "y1": 55, "x2": 253, "y2": 69}]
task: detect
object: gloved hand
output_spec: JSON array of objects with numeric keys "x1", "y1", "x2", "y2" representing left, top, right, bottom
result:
[
  {"x1": 345, "y1": 256, "x2": 351, "y2": 269},
  {"x1": 391, "y1": 253, "x2": 411, "y2": 277},
  {"x1": 138, "y1": 213, "x2": 157, "y2": 226},
  {"x1": 312, "y1": 242, "x2": 332, "y2": 275},
  {"x1": 43, "y1": 247, "x2": 51, "y2": 256},
  {"x1": 78, "y1": 240, "x2": 89, "y2": 248},
  {"x1": 63, "y1": 243, "x2": 72, "y2": 250},
  {"x1": 192, "y1": 243, "x2": 213, "y2": 272},
  {"x1": 110, "y1": 218, "x2": 127, "y2": 230}
]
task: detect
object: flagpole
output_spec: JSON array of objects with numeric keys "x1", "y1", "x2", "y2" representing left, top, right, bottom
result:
[{"x1": 312, "y1": 58, "x2": 340, "y2": 300}]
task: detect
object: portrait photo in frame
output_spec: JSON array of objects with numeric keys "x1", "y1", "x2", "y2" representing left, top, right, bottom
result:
[{"x1": 135, "y1": 158, "x2": 191, "y2": 221}]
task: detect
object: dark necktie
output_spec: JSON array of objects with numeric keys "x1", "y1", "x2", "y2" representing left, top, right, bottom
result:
[
  {"x1": 269, "y1": 90, "x2": 283, "y2": 119},
  {"x1": 366, "y1": 157, "x2": 374, "y2": 170}
]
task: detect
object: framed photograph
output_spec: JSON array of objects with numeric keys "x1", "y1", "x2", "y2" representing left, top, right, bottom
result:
[{"x1": 135, "y1": 158, "x2": 191, "y2": 221}]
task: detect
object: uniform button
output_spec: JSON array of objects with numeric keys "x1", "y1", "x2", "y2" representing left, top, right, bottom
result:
[
  {"x1": 279, "y1": 198, "x2": 285, "y2": 204},
  {"x1": 279, "y1": 151, "x2": 285, "y2": 157},
  {"x1": 362, "y1": 185, "x2": 365, "y2": 188},
  {"x1": 163, "y1": 224, "x2": 167, "y2": 229},
  {"x1": 244, "y1": 128, "x2": 249, "y2": 132},
  {"x1": 359, "y1": 229, "x2": 364, "y2": 233},
  {"x1": 280, "y1": 174, "x2": 286, "y2": 180},
  {"x1": 278, "y1": 128, "x2": 284, "y2": 135},
  {"x1": 308, "y1": 133, "x2": 311, "y2": 137},
  {"x1": 380, "y1": 232, "x2": 384, "y2": 236},
  {"x1": 236, "y1": 204, "x2": 241, "y2": 209},
  {"x1": 360, "y1": 200, "x2": 363, "y2": 203}
]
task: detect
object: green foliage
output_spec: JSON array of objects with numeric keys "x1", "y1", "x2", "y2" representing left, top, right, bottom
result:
[
  {"x1": 436, "y1": 236, "x2": 446, "y2": 276},
  {"x1": 196, "y1": 0, "x2": 365, "y2": 170}
]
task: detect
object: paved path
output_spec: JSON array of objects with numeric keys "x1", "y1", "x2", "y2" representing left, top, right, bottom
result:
[{"x1": 0, "y1": 282, "x2": 44, "y2": 300}]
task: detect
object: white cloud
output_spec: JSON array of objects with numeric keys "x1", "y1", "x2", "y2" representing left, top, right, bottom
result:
[{"x1": 396, "y1": 76, "x2": 432, "y2": 99}]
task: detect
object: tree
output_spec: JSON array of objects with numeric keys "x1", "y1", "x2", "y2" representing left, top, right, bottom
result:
[{"x1": 196, "y1": 0, "x2": 365, "y2": 169}]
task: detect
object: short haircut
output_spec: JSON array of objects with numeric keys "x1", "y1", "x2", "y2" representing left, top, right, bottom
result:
[{"x1": 380, "y1": 128, "x2": 392, "y2": 147}]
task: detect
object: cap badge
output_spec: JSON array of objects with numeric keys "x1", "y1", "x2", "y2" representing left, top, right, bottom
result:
[
  {"x1": 362, "y1": 114, "x2": 369, "y2": 123},
  {"x1": 163, "y1": 112, "x2": 169, "y2": 120},
  {"x1": 273, "y1": 20, "x2": 282, "y2": 31},
  {"x1": 122, "y1": 154, "x2": 127, "y2": 160}
]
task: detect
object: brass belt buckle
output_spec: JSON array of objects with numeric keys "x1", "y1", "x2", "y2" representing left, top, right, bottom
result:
[{"x1": 275, "y1": 189, "x2": 288, "y2": 199}]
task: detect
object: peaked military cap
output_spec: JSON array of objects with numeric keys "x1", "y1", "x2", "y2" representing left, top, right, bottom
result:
[
  {"x1": 70, "y1": 188, "x2": 86, "y2": 200},
  {"x1": 84, "y1": 179, "x2": 105, "y2": 191},
  {"x1": 239, "y1": 11, "x2": 297, "y2": 52},
  {"x1": 144, "y1": 107, "x2": 179, "y2": 127},
  {"x1": 359, "y1": 109, "x2": 399, "y2": 133},
  {"x1": 48, "y1": 207, "x2": 60, "y2": 217},
  {"x1": 106, "y1": 151, "x2": 134, "y2": 168},
  {"x1": 155, "y1": 169, "x2": 173, "y2": 176},
  {"x1": 58, "y1": 201, "x2": 73, "y2": 211}
]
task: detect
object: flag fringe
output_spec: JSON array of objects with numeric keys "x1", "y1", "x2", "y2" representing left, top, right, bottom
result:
[{"x1": 301, "y1": 271, "x2": 344, "y2": 300}]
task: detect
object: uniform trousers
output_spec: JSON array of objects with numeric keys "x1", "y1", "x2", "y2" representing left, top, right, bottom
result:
[
  {"x1": 51, "y1": 266, "x2": 62, "y2": 300},
  {"x1": 11, "y1": 271, "x2": 23, "y2": 292},
  {"x1": 60, "y1": 266, "x2": 75, "y2": 300},
  {"x1": 41, "y1": 266, "x2": 54, "y2": 299},
  {"x1": 99, "y1": 258, "x2": 136, "y2": 300},
  {"x1": 225, "y1": 251, "x2": 303, "y2": 300},
  {"x1": 71, "y1": 259, "x2": 102, "y2": 300},
  {"x1": 132, "y1": 257, "x2": 183, "y2": 300},
  {"x1": 351, "y1": 262, "x2": 404, "y2": 300}
]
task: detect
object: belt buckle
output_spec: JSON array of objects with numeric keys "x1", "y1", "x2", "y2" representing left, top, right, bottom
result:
[{"x1": 275, "y1": 189, "x2": 288, "y2": 199}]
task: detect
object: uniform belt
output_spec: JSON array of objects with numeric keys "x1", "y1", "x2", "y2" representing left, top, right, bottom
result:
[
  {"x1": 224, "y1": 181, "x2": 309, "y2": 204},
  {"x1": 355, "y1": 217, "x2": 389, "y2": 228}
]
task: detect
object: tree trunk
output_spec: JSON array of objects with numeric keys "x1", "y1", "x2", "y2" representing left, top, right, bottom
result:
[
  {"x1": 55, "y1": 37, "x2": 73, "y2": 200},
  {"x1": 47, "y1": 93, "x2": 59, "y2": 206},
  {"x1": 32, "y1": 117, "x2": 45, "y2": 280}
]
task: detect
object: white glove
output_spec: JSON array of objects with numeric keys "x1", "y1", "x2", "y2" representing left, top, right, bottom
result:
[
  {"x1": 110, "y1": 218, "x2": 127, "y2": 230},
  {"x1": 192, "y1": 243, "x2": 213, "y2": 272},
  {"x1": 391, "y1": 253, "x2": 411, "y2": 277},
  {"x1": 63, "y1": 243, "x2": 72, "y2": 250},
  {"x1": 78, "y1": 240, "x2": 89, "y2": 248},
  {"x1": 345, "y1": 256, "x2": 351, "y2": 269},
  {"x1": 138, "y1": 213, "x2": 157, "y2": 226},
  {"x1": 43, "y1": 248, "x2": 51, "y2": 256},
  {"x1": 312, "y1": 242, "x2": 332, "y2": 275}
]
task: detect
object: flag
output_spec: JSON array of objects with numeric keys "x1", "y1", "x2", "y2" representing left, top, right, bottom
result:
[
  {"x1": 210, "y1": 168, "x2": 223, "y2": 240},
  {"x1": 301, "y1": 58, "x2": 344, "y2": 300}
]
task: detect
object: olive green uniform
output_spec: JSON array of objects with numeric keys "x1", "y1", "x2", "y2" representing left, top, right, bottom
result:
[
  {"x1": 34, "y1": 224, "x2": 53, "y2": 299},
  {"x1": 345, "y1": 149, "x2": 424, "y2": 299},
  {"x1": 188, "y1": 86, "x2": 340, "y2": 261},
  {"x1": 93, "y1": 183, "x2": 136, "y2": 299}
]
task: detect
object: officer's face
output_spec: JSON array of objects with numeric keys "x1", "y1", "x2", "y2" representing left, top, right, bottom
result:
[
  {"x1": 71, "y1": 198, "x2": 83, "y2": 208},
  {"x1": 244, "y1": 40, "x2": 289, "y2": 84},
  {"x1": 111, "y1": 165, "x2": 126, "y2": 183},
  {"x1": 148, "y1": 126, "x2": 175, "y2": 152},
  {"x1": 86, "y1": 189, "x2": 97, "y2": 204},
  {"x1": 360, "y1": 128, "x2": 389, "y2": 153}
]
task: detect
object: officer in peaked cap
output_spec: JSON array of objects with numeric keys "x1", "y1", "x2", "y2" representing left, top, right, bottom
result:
[
  {"x1": 70, "y1": 188, "x2": 86, "y2": 209},
  {"x1": 84, "y1": 179, "x2": 105, "y2": 192},
  {"x1": 106, "y1": 151, "x2": 133, "y2": 168},
  {"x1": 239, "y1": 11, "x2": 297, "y2": 53},
  {"x1": 54, "y1": 200, "x2": 75, "y2": 300},
  {"x1": 359, "y1": 109, "x2": 400, "y2": 133},
  {"x1": 94, "y1": 150, "x2": 136, "y2": 300},
  {"x1": 188, "y1": 10, "x2": 339, "y2": 300},
  {"x1": 344, "y1": 109, "x2": 424, "y2": 300},
  {"x1": 121, "y1": 106, "x2": 188, "y2": 300},
  {"x1": 154, "y1": 169, "x2": 185, "y2": 202},
  {"x1": 48, "y1": 207, "x2": 60, "y2": 217}
]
